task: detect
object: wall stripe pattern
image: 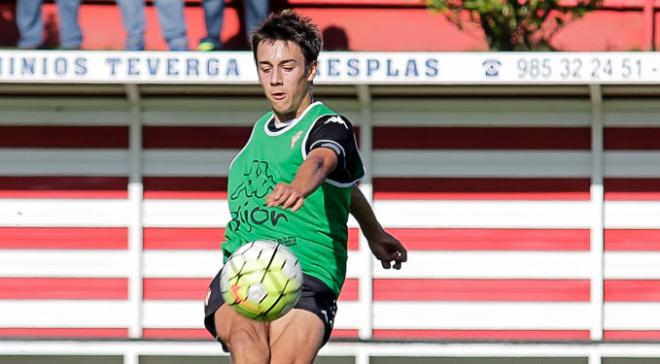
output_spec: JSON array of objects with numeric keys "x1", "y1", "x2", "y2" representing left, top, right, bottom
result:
[{"x1": 0, "y1": 98, "x2": 658, "y2": 341}]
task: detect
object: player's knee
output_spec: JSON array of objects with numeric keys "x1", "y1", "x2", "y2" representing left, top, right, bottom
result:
[{"x1": 229, "y1": 326, "x2": 270, "y2": 362}]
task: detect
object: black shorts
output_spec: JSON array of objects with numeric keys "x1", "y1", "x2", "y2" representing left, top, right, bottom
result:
[{"x1": 203, "y1": 268, "x2": 338, "y2": 351}]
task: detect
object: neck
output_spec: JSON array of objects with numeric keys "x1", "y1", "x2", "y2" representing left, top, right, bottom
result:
[{"x1": 273, "y1": 90, "x2": 313, "y2": 123}]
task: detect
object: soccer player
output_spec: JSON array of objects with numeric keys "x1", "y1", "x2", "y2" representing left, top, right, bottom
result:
[{"x1": 204, "y1": 10, "x2": 407, "y2": 364}]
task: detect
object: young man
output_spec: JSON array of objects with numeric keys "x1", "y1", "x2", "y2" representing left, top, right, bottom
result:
[{"x1": 204, "y1": 10, "x2": 407, "y2": 364}]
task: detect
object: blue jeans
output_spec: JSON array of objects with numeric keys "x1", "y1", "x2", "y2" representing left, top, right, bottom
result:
[
  {"x1": 16, "y1": 0, "x2": 82, "y2": 49},
  {"x1": 201, "y1": 0, "x2": 269, "y2": 48},
  {"x1": 116, "y1": 0, "x2": 188, "y2": 51}
]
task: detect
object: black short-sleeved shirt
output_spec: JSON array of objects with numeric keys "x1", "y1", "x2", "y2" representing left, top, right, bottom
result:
[{"x1": 267, "y1": 114, "x2": 362, "y2": 185}]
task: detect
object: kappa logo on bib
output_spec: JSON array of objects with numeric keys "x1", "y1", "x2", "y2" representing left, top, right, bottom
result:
[{"x1": 324, "y1": 116, "x2": 348, "y2": 129}]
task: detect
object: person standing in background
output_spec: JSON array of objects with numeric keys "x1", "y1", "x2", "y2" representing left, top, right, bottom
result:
[
  {"x1": 16, "y1": 0, "x2": 82, "y2": 49},
  {"x1": 116, "y1": 0, "x2": 189, "y2": 51},
  {"x1": 198, "y1": 0, "x2": 268, "y2": 51}
]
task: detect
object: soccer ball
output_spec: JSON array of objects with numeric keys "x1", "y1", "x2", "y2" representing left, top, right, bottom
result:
[{"x1": 220, "y1": 240, "x2": 303, "y2": 321}]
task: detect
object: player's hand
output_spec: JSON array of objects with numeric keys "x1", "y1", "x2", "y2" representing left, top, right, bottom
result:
[
  {"x1": 366, "y1": 229, "x2": 407, "y2": 270},
  {"x1": 266, "y1": 182, "x2": 305, "y2": 211}
]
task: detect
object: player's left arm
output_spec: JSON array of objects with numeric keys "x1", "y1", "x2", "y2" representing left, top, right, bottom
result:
[
  {"x1": 350, "y1": 186, "x2": 407, "y2": 270},
  {"x1": 266, "y1": 148, "x2": 338, "y2": 212}
]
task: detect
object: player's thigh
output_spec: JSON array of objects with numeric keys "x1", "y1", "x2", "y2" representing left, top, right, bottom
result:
[
  {"x1": 268, "y1": 308, "x2": 325, "y2": 364},
  {"x1": 214, "y1": 303, "x2": 269, "y2": 352}
]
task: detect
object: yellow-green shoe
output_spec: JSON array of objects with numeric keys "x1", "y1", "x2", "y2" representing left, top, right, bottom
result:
[{"x1": 198, "y1": 40, "x2": 219, "y2": 51}]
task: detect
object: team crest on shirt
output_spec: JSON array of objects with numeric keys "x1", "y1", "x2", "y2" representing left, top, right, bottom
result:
[
  {"x1": 324, "y1": 116, "x2": 348, "y2": 129},
  {"x1": 290, "y1": 130, "x2": 303, "y2": 149}
]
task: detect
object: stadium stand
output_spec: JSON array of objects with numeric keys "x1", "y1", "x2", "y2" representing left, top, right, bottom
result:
[
  {"x1": 0, "y1": 0, "x2": 658, "y2": 50},
  {"x1": 0, "y1": 1, "x2": 660, "y2": 363}
]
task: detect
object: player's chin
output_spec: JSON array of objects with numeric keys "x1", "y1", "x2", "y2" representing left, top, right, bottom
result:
[{"x1": 272, "y1": 102, "x2": 293, "y2": 116}]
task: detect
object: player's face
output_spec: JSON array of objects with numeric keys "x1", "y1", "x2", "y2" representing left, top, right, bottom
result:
[{"x1": 256, "y1": 40, "x2": 317, "y2": 121}]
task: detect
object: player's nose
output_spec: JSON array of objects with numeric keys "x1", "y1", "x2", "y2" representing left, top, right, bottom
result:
[{"x1": 270, "y1": 69, "x2": 283, "y2": 86}]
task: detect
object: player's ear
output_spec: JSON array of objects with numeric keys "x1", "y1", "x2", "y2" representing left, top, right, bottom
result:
[{"x1": 306, "y1": 60, "x2": 318, "y2": 82}]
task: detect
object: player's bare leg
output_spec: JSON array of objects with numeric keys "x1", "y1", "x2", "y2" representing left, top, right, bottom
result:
[
  {"x1": 268, "y1": 308, "x2": 325, "y2": 364},
  {"x1": 215, "y1": 304, "x2": 270, "y2": 364}
]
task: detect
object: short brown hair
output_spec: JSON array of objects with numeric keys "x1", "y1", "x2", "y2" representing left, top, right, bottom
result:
[{"x1": 250, "y1": 10, "x2": 323, "y2": 70}]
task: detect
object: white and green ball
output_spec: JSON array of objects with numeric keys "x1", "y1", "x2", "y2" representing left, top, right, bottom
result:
[{"x1": 220, "y1": 240, "x2": 303, "y2": 321}]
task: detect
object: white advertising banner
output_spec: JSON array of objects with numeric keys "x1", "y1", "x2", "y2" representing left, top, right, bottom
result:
[{"x1": 0, "y1": 50, "x2": 658, "y2": 85}]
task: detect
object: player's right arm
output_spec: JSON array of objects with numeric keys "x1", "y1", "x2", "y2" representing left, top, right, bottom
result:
[
  {"x1": 265, "y1": 147, "x2": 338, "y2": 212},
  {"x1": 350, "y1": 185, "x2": 407, "y2": 270}
]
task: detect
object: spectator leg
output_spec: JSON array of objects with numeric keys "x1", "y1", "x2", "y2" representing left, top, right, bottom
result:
[
  {"x1": 200, "y1": 0, "x2": 224, "y2": 48},
  {"x1": 56, "y1": 0, "x2": 82, "y2": 49},
  {"x1": 16, "y1": 0, "x2": 44, "y2": 49},
  {"x1": 116, "y1": 0, "x2": 146, "y2": 50},
  {"x1": 244, "y1": 0, "x2": 269, "y2": 42},
  {"x1": 154, "y1": 0, "x2": 189, "y2": 51}
]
